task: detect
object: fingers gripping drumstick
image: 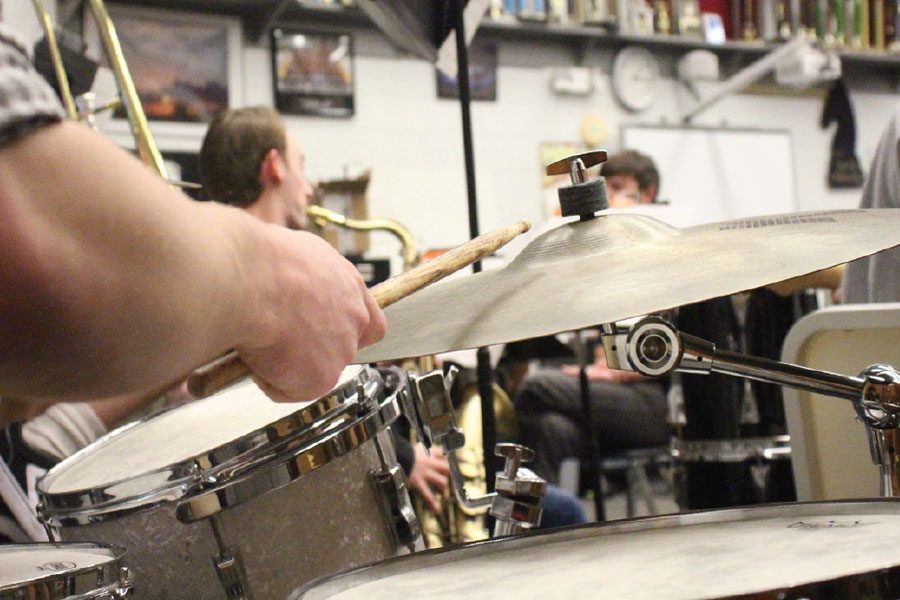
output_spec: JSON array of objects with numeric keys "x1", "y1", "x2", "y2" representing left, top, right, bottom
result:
[{"x1": 187, "y1": 220, "x2": 531, "y2": 398}]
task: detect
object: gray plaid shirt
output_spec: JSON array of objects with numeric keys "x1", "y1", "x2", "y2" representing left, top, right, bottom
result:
[{"x1": 0, "y1": 22, "x2": 64, "y2": 149}]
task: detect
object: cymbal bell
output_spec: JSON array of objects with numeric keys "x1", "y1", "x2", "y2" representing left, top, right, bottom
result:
[{"x1": 355, "y1": 209, "x2": 900, "y2": 363}]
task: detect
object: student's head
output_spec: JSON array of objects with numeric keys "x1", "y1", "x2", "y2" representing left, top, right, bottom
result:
[
  {"x1": 600, "y1": 149, "x2": 660, "y2": 207},
  {"x1": 200, "y1": 106, "x2": 314, "y2": 229}
]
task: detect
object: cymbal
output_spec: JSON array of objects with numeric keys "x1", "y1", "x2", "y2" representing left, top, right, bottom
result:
[{"x1": 355, "y1": 209, "x2": 900, "y2": 363}]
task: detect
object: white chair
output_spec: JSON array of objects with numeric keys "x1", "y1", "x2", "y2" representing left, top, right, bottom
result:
[{"x1": 781, "y1": 303, "x2": 900, "y2": 501}]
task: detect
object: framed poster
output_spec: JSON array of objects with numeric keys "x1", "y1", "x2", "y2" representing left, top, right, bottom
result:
[
  {"x1": 106, "y1": 7, "x2": 238, "y2": 123},
  {"x1": 271, "y1": 28, "x2": 355, "y2": 118},
  {"x1": 436, "y1": 41, "x2": 498, "y2": 101}
]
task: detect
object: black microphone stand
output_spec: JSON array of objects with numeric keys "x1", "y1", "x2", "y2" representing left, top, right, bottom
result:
[{"x1": 451, "y1": 0, "x2": 498, "y2": 499}]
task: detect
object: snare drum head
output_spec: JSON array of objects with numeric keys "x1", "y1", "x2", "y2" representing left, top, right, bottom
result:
[
  {"x1": 293, "y1": 501, "x2": 900, "y2": 600},
  {"x1": 41, "y1": 365, "x2": 366, "y2": 496},
  {"x1": 0, "y1": 543, "x2": 125, "y2": 595}
]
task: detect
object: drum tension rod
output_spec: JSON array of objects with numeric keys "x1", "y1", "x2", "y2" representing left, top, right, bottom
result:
[{"x1": 600, "y1": 317, "x2": 900, "y2": 497}]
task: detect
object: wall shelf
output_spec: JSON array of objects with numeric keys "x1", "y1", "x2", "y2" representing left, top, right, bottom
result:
[
  {"x1": 479, "y1": 17, "x2": 900, "y2": 75},
  {"x1": 101, "y1": 0, "x2": 900, "y2": 75}
]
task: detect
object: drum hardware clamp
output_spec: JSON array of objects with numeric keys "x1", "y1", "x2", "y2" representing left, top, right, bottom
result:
[
  {"x1": 600, "y1": 316, "x2": 900, "y2": 497},
  {"x1": 408, "y1": 368, "x2": 547, "y2": 537},
  {"x1": 545, "y1": 149, "x2": 610, "y2": 220}
]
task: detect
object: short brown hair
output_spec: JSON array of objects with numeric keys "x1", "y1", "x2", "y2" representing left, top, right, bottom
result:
[
  {"x1": 600, "y1": 149, "x2": 660, "y2": 200},
  {"x1": 200, "y1": 107, "x2": 286, "y2": 207}
]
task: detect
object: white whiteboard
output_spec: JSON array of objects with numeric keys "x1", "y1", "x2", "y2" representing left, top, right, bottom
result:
[{"x1": 621, "y1": 125, "x2": 797, "y2": 227}]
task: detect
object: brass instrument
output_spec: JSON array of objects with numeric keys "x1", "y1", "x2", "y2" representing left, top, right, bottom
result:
[
  {"x1": 30, "y1": 0, "x2": 76, "y2": 119},
  {"x1": 307, "y1": 203, "x2": 420, "y2": 272},
  {"x1": 31, "y1": 0, "x2": 169, "y2": 179}
]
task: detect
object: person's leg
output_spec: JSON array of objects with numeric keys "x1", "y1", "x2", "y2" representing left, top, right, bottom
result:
[
  {"x1": 587, "y1": 380, "x2": 669, "y2": 453},
  {"x1": 515, "y1": 370, "x2": 670, "y2": 490},
  {"x1": 538, "y1": 484, "x2": 588, "y2": 529},
  {"x1": 515, "y1": 370, "x2": 586, "y2": 484}
]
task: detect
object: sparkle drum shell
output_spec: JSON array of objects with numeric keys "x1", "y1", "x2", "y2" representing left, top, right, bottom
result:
[
  {"x1": 0, "y1": 543, "x2": 131, "y2": 599},
  {"x1": 37, "y1": 366, "x2": 405, "y2": 600},
  {"x1": 291, "y1": 500, "x2": 900, "y2": 600}
]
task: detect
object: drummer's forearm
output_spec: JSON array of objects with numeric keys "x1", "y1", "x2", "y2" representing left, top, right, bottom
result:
[{"x1": 0, "y1": 122, "x2": 265, "y2": 399}]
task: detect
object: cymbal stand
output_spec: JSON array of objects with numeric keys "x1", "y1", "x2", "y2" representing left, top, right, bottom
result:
[
  {"x1": 572, "y1": 330, "x2": 606, "y2": 521},
  {"x1": 449, "y1": 0, "x2": 499, "y2": 502},
  {"x1": 600, "y1": 316, "x2": 900, "y2": 497},
  {"x1": 400, "y1": 368, "x2": 547, "y2": 537}
]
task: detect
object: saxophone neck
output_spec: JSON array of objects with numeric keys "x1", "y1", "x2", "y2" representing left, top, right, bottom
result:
[{"x1": 307, "y1": 204, "x2": 420, "y2": 271}]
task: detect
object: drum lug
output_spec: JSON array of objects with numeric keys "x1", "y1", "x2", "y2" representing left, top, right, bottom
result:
[
  {"x1": 371, "y1": 464, "x2": 421, "y2": 550},
  {"x1": 213, "y1": 549, "x2": 252, "y2": 600},
  {"x1": 115, "y1": 566, "x2": 134, "y2": 598}
]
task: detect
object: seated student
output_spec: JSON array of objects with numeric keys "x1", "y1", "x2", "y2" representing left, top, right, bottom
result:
[
  {"x1": 602, "y1": 149, "x2": 659, "y2": 207},
  {"x1": 513, "y1": 149, "x2": 669, "y2": 486}
]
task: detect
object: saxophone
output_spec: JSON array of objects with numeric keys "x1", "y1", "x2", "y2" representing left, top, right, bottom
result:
[{"x1": 306, "y1": 203, "x2": 419, "y2": 271}]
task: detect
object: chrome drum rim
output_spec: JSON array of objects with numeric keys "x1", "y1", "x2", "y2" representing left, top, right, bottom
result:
[{"x1": 38, "y1": 366, "x2": 390, "y2": 525}]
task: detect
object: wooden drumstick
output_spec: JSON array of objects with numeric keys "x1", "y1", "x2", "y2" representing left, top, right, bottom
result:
[{"x1": 186, "y1": 220, "x2": 531, "y2": 398}]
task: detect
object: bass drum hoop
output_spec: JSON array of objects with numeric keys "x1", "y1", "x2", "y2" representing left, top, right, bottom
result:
[
  {"x1": 290, "y1": 499, "x2": 900, "y2": 600},
  {"x1": 38, "y1": 365, "x2": 380, "y2": 525}
]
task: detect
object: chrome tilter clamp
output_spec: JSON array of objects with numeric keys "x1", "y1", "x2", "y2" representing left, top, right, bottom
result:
[
  {"x1": 601, "y1": 316, "x2": 900, "y2": 497},
  {"x1": 491, "y1": 444, "x2": 546, "y2": 537},
  {"x1": 408, "y1": 368, "x2": 547, "y2": 536}
]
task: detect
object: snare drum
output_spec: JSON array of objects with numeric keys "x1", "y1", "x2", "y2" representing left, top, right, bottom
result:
[
  {"x1": 37, "y1": 366, "x2": 418, "y2": 600},
  {"x1": 291, "y1": 500, "x2": 900, "y2": 600},
  {"x1": 0, "y1": 543, "x2": 132, "y2": 599}
]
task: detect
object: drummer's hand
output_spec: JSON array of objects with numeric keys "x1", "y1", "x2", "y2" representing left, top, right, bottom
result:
[
  {"x1": 408, "y1": 443, "x2": 450, "y2": 513},
  {"x1": 237, "y1": 227, "x2": 386, "y2": 402}
]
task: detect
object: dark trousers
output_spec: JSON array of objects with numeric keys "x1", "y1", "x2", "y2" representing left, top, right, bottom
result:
[{"x1": 514, "y1": 369, "x2": 669, "y2": 484}]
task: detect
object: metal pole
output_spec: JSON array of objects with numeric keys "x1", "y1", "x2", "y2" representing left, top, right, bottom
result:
[
  {"x1": 576, "y1": 331, "x2": 605, "y2": 521},
  {"x1": 453, "y1": 0, "x2": 497, "y2": 495},
  {"x1": 708, "y1": 348, "x2": 864, "y2": 401}
]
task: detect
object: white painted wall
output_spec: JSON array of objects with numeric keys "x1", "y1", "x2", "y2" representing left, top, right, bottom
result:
[
  {"x1": 8, "y1": 7, "x2": 899, "y2": 263},
  {"x1": 243, "y1": 30, "x2": 899, "y2": 260},
  {"x1": 4, "y1": 0, "x2": 55, "y2": 41}
]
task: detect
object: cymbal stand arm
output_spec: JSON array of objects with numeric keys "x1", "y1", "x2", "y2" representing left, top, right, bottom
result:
[{"x1": 601, "y1": 317, "x2": 900, "y2": 497}]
